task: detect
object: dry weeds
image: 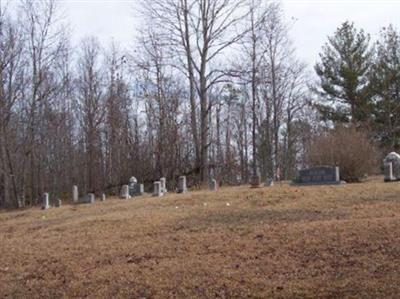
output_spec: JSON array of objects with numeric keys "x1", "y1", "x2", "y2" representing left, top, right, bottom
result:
[{"x1": 1, "y1": 177, "x2": 400, "y2": 298}]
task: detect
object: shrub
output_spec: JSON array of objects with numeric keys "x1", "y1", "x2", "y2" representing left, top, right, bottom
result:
[{"x1": 308, "y1": 126, "x2": 380, "y2": 182}]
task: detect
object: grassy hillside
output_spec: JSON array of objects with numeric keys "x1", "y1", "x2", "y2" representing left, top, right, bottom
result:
[{"x1": 1, "y1": 177, "x2": 400, "y2": 298}]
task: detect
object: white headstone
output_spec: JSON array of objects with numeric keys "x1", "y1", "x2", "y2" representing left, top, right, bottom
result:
[
  {"x1": 101, "y1": 193, "x2": 106, "y2": 201},
  {"x1": 139, "y1": 184, "x2": 144, "y2": 195},
  {"x1": 120, "y1": 185, "x2": 130, "y2": 199},
  {"x1": 88, "y1": 193, "x2": 95, "y2": 204},
  {"x1": 72, "y1": 185, "x2": 78, "y2": 203},
  {"x1": 210, "y1": 179, "x2": 218, "y2": 191},
  {"x1": 160, "y1": 177, "x2": 167, "y2": 193},
  {"x1": 42, "y1": 193, "x2": 50, "y2": 210},
  {"x1": 384, "y1": 152, "x2": 400, "y2": 180},
  {"x1": 334, "y1": 166, "x2": 340, "y2": 182},
  {"x1": 178, "y1": 176, "x2": 187, "y2": 193},
  {"x1": 384, "y1": 162, "x2": 395, "y2": 182},
  {"x1": 153, "y1": 181, "x2": 163, "y2": 197}
]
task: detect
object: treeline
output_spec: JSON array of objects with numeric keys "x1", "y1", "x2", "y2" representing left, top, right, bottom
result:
[{"x1": 0, "y1": 0, "x2": 398, "y2": 208}]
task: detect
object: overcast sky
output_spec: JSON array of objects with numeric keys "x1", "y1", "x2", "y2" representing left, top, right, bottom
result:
[{"x1": 59, "y1": 0, "x2": 400, "y2": 68}]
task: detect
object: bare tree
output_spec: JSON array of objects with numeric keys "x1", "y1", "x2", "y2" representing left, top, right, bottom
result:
[
  {"x1": 77, "y1": 36, "x2": 105, "y2": 193},
  {"x1": 0, "y1": 0, "x2": 312, "y2": 209},
  {"x1": 20, "y1": 0, "x2": 66, "y2": 204},
  {"x1": 235, "y1": 0, "x2": 269, "y2": 182},
  {"x1": 0, "y1": 12, "x2": 26, "y2": 207},
  {"x1": 144, "y1": 0, "x2": 249, "y2": 183}
]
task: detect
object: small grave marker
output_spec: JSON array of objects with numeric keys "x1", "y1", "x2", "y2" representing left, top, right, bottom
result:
[
  {"x1": 153, "y1": 181, "x2": 163, "y2": 197},
  {"x1": 384, "y1": 162, "x2": 394, "y2": 182},
  {"x1": 160, "y1": 177, "x2": 167, "y2": 193},
  {"x1": 42, "y1": 193, "x2": 50, "y2": 210},
  {"x1": 210, "y1": 179, "x2": 218, "y2": 191},
  {"x1": 86, "y1": 193, "x2": 95, "y2": 204},
  {"x1": 120, "y1": 185, "x2": 130, "y2": 199},
  {"x1": 384, "y1": 152, "x2": 400, "y2": 182},
  {"x1": 139, "y1": 184, "x2": 144, "y2": 195},
  {"x1": 55, "y1": 199, "x2": 62, "y2": 208},
  {"x1": 178, "y1": 176, "x2": 187, "y2": 193},
  {"x1": 72, "y1": 185, "x2": 78, "y2": 203}
]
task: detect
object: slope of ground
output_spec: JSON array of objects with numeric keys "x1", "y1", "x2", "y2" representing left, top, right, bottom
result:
[{"x1": 1, "y1": 177, "x2": 400, "y2": 298}]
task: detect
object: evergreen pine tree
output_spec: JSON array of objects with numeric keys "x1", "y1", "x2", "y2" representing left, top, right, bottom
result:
[{"x1": 314, "y1": 21, "x2": 373, "y2": 124}]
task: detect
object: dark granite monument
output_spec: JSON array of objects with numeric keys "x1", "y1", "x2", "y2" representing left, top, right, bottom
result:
[
  {"x1": 294, "y1": 166, "x2": 341, "y2": 185},
  {"x1": 128, "y1": 177, "x2": 144, "y2": 197}
]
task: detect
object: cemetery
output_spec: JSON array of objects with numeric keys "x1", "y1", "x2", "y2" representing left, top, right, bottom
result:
[
  {"x1": 1, "y1": 1, "x2": 400, "y2": 298},
  {"x1": 1, "y1": 172, "x2": 400, "y2": 298},
  {"x1": 1, "y1": 147, "x2": 400, "y2": 298}
]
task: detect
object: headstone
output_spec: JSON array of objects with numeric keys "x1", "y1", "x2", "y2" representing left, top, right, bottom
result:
[
  {"x1": 178, "y1": 176, "x2": 187, "y2": 193},
  {"x1": 384, "y1": 152, "x2": 400, "y2": 181},
  {"x1": 265, "y1": 178, "x2": 274, "y2": 187},
  {"x1": 250, "y1": 175, "x2": 261, "y2": 188},
  {"x1": 128, "y1": 177, "x2": 144, "y2": 197},
  {"x1": 139, "y1": 184, "x2": 144, "y2": 195},
  {"x1": 55, "y1": 199, "x2": 62, "y2": 208},
  {"x1": 153, "y1": 181, "x2": 163, "y2": 197},
  {"x1": 18, "y1": 195, "x2": 26, "y2": 208},
  {"x1": 101, "y1": 193, "x2": 106, "y2": 202},
  {"x1": 160, "y1": 177, "x2": 167, "y2": 193},
  {"x1": 120, "y1": 185, "x2": 130, "y2": 199},
  {"x1": 294, "y1": 166, "x2": 341, "y2": 185},
  {"x1": 210, "y1": 179, "x2": 218, "y2": 191},
  {"x1": 128, "y1": 177, "x2": 137, "y2": 196},
  {"x1": 87, "y1": 193, "x2": 95, "y2": 204},
  {"x1": 72, "y1": 185, "x2": 78, "y2": 203},
  {"x1": 384, "y1": 162, "x2": 394, "y2": 182},
  {"x1": 42, "y1": 193, "x2": 50, "y2": 210}
]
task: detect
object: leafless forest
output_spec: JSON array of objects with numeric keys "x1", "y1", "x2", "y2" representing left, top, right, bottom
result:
[{"x1": 0, "y1": 0, "x2": 399, "y2": 208}]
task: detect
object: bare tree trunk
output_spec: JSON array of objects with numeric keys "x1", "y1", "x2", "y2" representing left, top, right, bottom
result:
[
  {"x1": 250, "y1": 8, "x2": 258, "y2": 178},
  {"x1": 181, "y1": 0, "x2": 200, "y2": 174},
  {"x1": 199, "y1": 75, "x2": 209, "y2": 182}
]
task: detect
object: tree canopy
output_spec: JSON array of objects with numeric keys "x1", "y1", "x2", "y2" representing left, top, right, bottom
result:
[{"x1": 314, "y1": 21, "x2": 373, "y2": 124}]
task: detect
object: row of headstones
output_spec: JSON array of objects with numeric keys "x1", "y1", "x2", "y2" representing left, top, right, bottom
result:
[
  {"x1": 42, "y1": 176, "x2": 220, "y2": 209},
  {"x1": 153, "y1": 176, "x2": 218, "y2": 197},
  {"x1": 42, "y1": 185, "x2": 106, "y2": 210},
  {"x1": 119, "y1": 176, "x2": 219, "y2": 199}
]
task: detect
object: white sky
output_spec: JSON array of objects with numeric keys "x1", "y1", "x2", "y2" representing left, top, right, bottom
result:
[{"x1": 29, "y1": 0, "x2": 400, "y2": 67}]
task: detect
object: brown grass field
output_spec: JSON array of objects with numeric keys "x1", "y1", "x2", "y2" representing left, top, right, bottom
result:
[{"x1": 1, "y1": 177, "x2": 400, "y2": 298}]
